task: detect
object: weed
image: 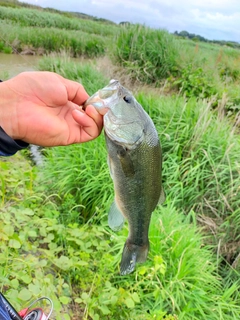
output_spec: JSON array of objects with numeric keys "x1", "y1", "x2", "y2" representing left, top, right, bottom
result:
[
  {"x1": 169, "y1": 64, "x2": 217, "y2": 99},
  {"x1": 0, "y1": 21, "x2": 107, "y2": 57},
  {"x1": 2, "y1": 46, "x2": 12, "y2": 54},
  {"x1": 38, "y1": 54, "x2": 109, "y2": 94},
  {"x1": 1, "y1": 157, "x2": 239, "y2": 319},
  {"x1": 110, "y1": 24, "x2": 181, "y2": 84},
  {"x1": 0, "y1": 6, "x2": 118, "y2": 37}
]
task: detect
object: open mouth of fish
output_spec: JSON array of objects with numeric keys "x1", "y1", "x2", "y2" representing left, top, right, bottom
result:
[{"x1": 83, "y1": 79, "x2": 119, "y2": 113}]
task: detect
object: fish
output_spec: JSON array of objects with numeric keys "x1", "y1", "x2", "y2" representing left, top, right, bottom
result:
[{"x1": 84, "y1": 80, "x2": 165, "y2": 275}]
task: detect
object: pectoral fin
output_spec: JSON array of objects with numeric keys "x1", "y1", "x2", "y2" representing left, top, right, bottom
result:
[
  {"x1": 108, "y1": 200, "x2": 125, "y2": 231},
  {"x1": 117, "y1": 147, "x2": 135, "y2": 177}
]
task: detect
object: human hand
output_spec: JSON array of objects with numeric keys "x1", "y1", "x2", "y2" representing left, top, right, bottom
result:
[{"x1": 0, "y1": 71, "x2": 103, "y2": 147}]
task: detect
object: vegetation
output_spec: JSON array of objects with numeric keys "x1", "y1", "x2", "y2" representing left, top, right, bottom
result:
[
  {"x1": 1, "y1": 158, "x2": 240, "y2": 320},
  {"x1": 112, "y1": 26, "x2": 240, "y2": 117},
  {"x1": 0, "y1": 0, "x2": 115, "y2": 24},
  {"x1": 0, "y1": 21, "x2": 107, "y2": 57},
  {"x1": 0, "y1": 6, "x2": 118, "y2": 36},
  {"x1": 110, "y1": 24, "x2": 181, "y2": 84},
  {"x1": 0, "y1": 1, "x2": 240, "y2": 319}
]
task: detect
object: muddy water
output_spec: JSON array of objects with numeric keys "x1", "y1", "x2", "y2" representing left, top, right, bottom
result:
[{"x1": 0, "y1": 53, "x2": 40, "y2": 78}]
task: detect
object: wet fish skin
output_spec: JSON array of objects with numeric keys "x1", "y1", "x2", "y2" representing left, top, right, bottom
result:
[
  {"x1": 106, "y1": 129, "x2": 162, "y2": 275},
  {"x1": 84, "y1": 80, "x2": 164, "y2": 275}
]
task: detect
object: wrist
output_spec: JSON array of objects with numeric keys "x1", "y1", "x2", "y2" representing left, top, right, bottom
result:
[{"x1": 0, "y1": 79, "x2": 21, "y2": 140}]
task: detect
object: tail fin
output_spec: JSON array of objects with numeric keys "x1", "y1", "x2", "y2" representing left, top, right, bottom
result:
[{"x1": 120, "y1": 241, "x2": 149, "y2": 275}]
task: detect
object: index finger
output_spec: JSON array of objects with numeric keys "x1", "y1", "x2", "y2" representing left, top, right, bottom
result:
[{"x1": 63, "y1": 78, "x2": 89, "y2": 106}]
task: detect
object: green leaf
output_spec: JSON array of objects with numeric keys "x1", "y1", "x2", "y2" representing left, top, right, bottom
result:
[
  {"x1": 81, "y1": 292, "x2": 89, "y2": 300},
  {"x1": 54, "y1": 256, "x2": 72, "y2": 270},
  {"x1": 11, "y1": 278, "x2": 19, "y2": 289},
  {"x1": 98, "y1": 305, "x2": 111, "y2": 315},
  {"x1": 38, "y1": 259, "x2": 48, "y2": 267},
  {"x1": 28, "y1": 230, "x2": 37, "y2": 238},
  {"x1": 132, "y1": 292, "x2": 140, "y2": 303},
  {"x1": 3, "y1": 225, "x2": 14, "y2": 236},
  {"x1": 22, "y1": 208, "x2": 35, "y2": 216},
  {"x1": 63, "y1": 314, "x2": 71, "y2": 320},
  {"x1": 43, "y1": 233, "x2": 55, "y2": 243},
  {"x1": 125, "y1": 297, "x2": 135, "y2": 309},
  {"x1": 18, "y1": 288, "x2": 32, "y2": 301},
  {"x1": 59, "y1": 296, "x2": 71, "y2": 304},
  {"x1": 75, "y1": 261, "x2": 88, "y2": 266},
  {"x1": 21, "y1": 274, "x2": 32, "y2": 284},
  {"x1": 9, "y1": 239, "x2": 21, "y2": 249},
  {"x1": 110, "y1": 295, "x2": 118, "y2": 304},
  {"x1": 28, "y1": 283, "x2": 41, "y2": 295},
  {"x1": 138, "y1": 266, "x2": 148, "y2": 275},
  {"x1": 0, "y1": 232, "x2": 8, "y2": 241}
]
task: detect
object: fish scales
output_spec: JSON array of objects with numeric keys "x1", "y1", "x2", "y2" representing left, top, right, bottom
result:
[
  {"x1": 106, "y1": 127, "x2": 161, "y2": 242},
  {"x1": 84, "y1": 80, "x2": 164, "y2": 275}
]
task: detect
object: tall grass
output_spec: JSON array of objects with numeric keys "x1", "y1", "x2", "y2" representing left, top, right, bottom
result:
[
  {"x1": 137, "y1": 92, "x2": 240, "y2": 259},
  {"x1": 38, "y1": 137, "x2": 113, "y2": 223},
  {"x1": 177, "y1": 38, "x2": 240, "y2": 74},
  {"x1": 0, "y1": 6, "x2": 119, "y2": 36},
  {"x1": 171, "y1": 39, "x2": 240, "y2": 109},
  {"x1": 38, "y1": 54, "x2": 109, "y2": 94},
  {"x1": 0, "y1": 21, "x2": 107, "y2": 57},
  {"x1": 110, "y1": 24, "x2": 181, "y2": 84}
]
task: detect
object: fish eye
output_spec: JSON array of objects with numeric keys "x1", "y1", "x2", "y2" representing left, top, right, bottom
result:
[{"x1": 123, "y1": 95, "x2": 132, "y2": 104}]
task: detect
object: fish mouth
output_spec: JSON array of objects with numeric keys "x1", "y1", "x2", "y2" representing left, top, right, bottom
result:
[{"x1": 83, "y1": 79, "x2": 120, "y2": 114}]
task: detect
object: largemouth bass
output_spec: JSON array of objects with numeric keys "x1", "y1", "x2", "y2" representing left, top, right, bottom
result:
[{"x1": 84, "y1": 80, "x2": 165, "y2": 275}]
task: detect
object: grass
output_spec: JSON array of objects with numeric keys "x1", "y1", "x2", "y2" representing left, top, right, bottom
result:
[
  {"x1": 137, "y1": 92, "x2": 240, "y2": 258},
  {"x1": 0, "y1": 6, "x2": 118, "y2": 36},
  {"x1": 109, "y1": 24, "x2": 240, "y2": 116},
  {"x1": 36, "y1": 137, "x2": 113, "y2": 223},
  {"x1": 38, "y1": 54, "x2": 109, "y2": 93},
  {"x1": 1, "y1": 152, "x2": 240, "y2": 319},
  {"x1": 0, "y1": 2, "x2": 240, "y2": 319},
  {"x1": 110, "y1": 24, "x2": 181, "y2": 84},
  {"x1": 0, "y1": 21, "x2": 107, "y2": 57},
  {"x1": 169, "y1": 39, "x2": 240, "y2": 112}
]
